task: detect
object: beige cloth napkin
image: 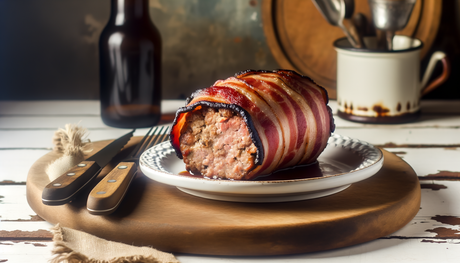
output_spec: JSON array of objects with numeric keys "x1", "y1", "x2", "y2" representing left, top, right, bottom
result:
[{"x1": 50, "y1": 224, "x2": 180, "y2": 263}]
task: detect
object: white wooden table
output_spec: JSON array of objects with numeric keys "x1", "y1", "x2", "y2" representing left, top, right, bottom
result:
[{"x1": 1, "y1": 99, "x2": 460, "y2": 262}]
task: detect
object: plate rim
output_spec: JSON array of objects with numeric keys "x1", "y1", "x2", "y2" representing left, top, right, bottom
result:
[{"x1": 139, "y1": 133, "x2": 384, "y2": 185}]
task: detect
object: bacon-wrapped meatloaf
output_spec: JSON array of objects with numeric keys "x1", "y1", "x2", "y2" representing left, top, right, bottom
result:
[{"x1": 170, "y1": 70, "x2": 335, "y2": 180}]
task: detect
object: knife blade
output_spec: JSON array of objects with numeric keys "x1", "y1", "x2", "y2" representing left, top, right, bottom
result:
[{"x1": 42, "y1": 130, "x2": 135, "y2": 206}]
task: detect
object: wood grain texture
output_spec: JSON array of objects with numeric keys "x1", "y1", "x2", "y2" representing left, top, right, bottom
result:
[
  {"x1": 87, "y1": 161, "x2": 138, "y2": 215},
  {"x1": 26, "y1": 137, "x2": 420, "y2": 256},
  {"x1": 262, "y1": 0, "x2": 442, "y2": 98}
]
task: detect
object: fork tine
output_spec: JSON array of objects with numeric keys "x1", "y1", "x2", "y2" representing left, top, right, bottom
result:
[
  {"x1": 141, "y1": 126, "x2": 162, "y2": 151},
  {"x1": 158, "y1": 126, "x2": 170, "y2": 143},
  {"x1": 146, "y1": 125, "x2": 167, "y2": 149},
  {"x1": 130, "y1": 125, "x2": 170, "y2": 159},
  {"x1": 140, "y1": 126, "x2": 160, "y2": 151},
  {"x1": 130, "y1": 126, "x2": 158, "y2": 158}
]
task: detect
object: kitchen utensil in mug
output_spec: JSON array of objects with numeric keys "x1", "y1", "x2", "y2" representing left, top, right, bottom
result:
[
  {"x1": 87, "y1": 125, "x2": 170, "y2": 215},
  {"x1": 312, "y1": 0, "x2": 360, "y2": 48},
  {"x1": 334, "y1": 35, "x2": 450, "y2": 124},
  {"x1": 352, "y1": 13, "x2": 369, "y2": 49},
  {"x1": 368, "y1": 0, "x2": 416, "y2": 50}
]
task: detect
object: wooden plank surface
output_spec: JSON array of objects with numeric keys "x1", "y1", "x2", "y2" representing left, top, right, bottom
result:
[{"x1": 1, "y1": 100, "x2": 460, "y2": 262}]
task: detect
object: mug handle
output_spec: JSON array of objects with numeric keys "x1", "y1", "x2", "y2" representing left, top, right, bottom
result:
[{"x1": 421, "y1": 51, "x2": 451, "y2": 96}]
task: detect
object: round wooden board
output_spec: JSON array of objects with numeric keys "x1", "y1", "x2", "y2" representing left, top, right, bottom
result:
[
  {"x1": 262, "y1": 0, "x2": 442, "y2": 99},
  {"x1": 27, "y1": 137, "x2": 420, "y2": 256}
]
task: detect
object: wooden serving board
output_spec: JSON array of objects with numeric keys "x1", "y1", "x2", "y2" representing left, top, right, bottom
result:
[
  {"x1": 27, "y1": 137, "x2": 420, "y2": 256},
  {"x1": 262, "y1": 0, "x2": 442, "y2": 99}
]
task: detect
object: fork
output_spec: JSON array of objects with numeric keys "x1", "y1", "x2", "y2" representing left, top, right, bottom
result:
[{"x1": 86, "y1": 125, "x2": 170, "y2": 215}]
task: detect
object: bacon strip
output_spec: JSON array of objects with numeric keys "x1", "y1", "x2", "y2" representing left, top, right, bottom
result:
[{"x1": 170, "y1": 69, "x2": 335, "y2": 180}]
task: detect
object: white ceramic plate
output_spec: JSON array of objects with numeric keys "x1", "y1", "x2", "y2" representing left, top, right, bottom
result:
[{"x1": 139, "y1": 134, "x2": 384, "y2": 203}]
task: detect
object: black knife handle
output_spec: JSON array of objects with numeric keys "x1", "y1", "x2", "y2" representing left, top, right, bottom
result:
[{"x1": 42, "y1": 160, "x2": 102, "y2": 206}]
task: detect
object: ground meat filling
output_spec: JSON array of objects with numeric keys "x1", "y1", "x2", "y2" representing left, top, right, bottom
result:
[{"x1": 179, "y1": 106, "x2": 258, "y2": 180}]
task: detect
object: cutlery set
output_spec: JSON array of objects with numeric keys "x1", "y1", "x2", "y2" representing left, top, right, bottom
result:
[
  {"x1": 312, "y1": 0, "x2": 416, "y2": 50},
  {"x1": 42, "y1": 125, "x2": 170, "y2": 215}
]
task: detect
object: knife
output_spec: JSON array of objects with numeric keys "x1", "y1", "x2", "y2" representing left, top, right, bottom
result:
[{"x1": 42, "y1": 130, "x2": 135, "y2": 206}]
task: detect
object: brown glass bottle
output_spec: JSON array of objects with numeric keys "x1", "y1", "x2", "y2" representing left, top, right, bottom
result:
[{"x1": 99, "y1": 0, "x2": 162, "y2": 128}]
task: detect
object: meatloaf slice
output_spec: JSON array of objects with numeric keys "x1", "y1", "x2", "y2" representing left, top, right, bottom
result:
[{"x1": 179, "y1": 106, "x2": 258, "y2": 180}]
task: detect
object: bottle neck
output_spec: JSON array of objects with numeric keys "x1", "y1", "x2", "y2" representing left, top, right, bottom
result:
[{"x1": 111, "y1": 0, "x2": 150, "y2": 25}]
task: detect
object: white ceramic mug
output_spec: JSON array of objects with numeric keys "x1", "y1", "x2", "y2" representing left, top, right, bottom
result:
[{"x1": 334, "y1": 35, "x2": 450, "y2": 124}]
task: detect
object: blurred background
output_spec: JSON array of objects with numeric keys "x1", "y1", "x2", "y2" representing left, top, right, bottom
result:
[{"x1": 0, "y1": 0, "x2": 459, "y2": 100}]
